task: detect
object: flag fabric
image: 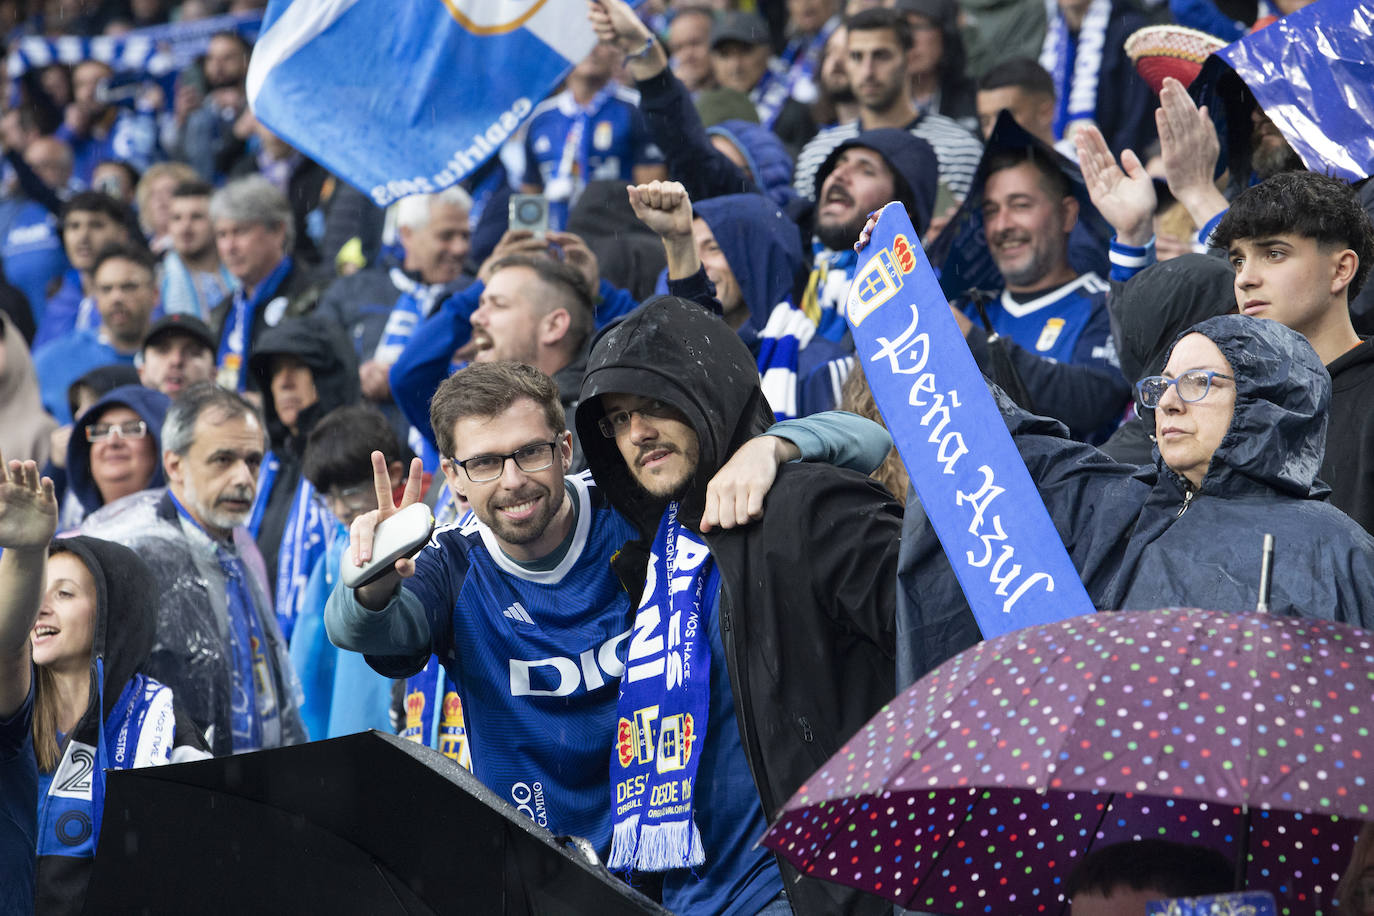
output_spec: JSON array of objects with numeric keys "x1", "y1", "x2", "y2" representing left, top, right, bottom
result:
[
  {"x1": 848, "y1": 203, "x2": 1096, "y2": 639},
  {"x1": 247, "y1": 0, "x2": 598, "y2": 206},
  {"x1": 1216, "y1": 0, "x2": 1374, "y2": 183}
]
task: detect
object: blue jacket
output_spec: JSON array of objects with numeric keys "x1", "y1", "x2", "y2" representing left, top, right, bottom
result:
[
  {"x1": 706, "y1": 120, "x2": 802, "y2": 213},
  {"x1": 897, "y1": 316, "x2": 1374, "y2": 685},
  {"x1": 691, "y1": 194, "x2": 805, "y2": 339}
]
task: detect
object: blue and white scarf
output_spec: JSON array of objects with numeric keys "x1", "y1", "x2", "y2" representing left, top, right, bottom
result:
[
  {"x1": 608, "y1": 502, "x2": 712, "y2": 873},
  {"x1": 545, "y1": 85, "x2": 616, "y2": 231},
  {"x1": 780, "y1": 17, "x2": 839, "y2": 106},
  {"x1": 1039, "y1": 0, "x2": 1111, "y2": 142},
  {"x1": 273, "y1": 475, "x2": 334, "y2": 643},
  {"x1": 754, "y1": 246, "x2": 860, "y2": 419},
  {"x1": 216, "y1": 255, "x2": 294, "y2": 391},
  {"x1": 750, "y1": 59, "x2": 794, "y2": 131},
  {"x1": 403, "y1": 657, "x2": 474, "y2": 770},
  {"x1": 37, "y1": 673, "x2": 175, "y2": 861},
  {"x1": 372, "y1": 268, "x2": 446, "y2": 364}
]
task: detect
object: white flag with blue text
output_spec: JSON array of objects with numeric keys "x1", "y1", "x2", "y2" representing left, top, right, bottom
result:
[{"x1": 246, "y1": 0, "x2": 598, "y2": 206}]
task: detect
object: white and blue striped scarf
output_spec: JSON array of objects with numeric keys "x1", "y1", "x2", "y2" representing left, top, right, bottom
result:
[{"x1": 1039, "y1": 0, "x2": 1112, "y2": 142}]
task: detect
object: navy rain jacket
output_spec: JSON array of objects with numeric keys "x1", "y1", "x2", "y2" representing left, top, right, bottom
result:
[{"x1": 897, "y1": 315, "x2": 1374, "y2": 685}]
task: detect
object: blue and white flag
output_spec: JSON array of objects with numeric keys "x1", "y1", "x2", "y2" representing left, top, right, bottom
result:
[
  {"x1": 1216, "y1": 0, "x2": 1374, "y2": 183},
  {"x1": 247, "y1": 0, "x2": 598, "y2": 207},
  {"x1": 848, "y1": 203, "x2": 1095, "y2": 639}
]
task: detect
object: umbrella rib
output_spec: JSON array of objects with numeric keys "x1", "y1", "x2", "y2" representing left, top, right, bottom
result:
[{"x1": 370, "y1": 858, "x2": 419, "y2": 914}]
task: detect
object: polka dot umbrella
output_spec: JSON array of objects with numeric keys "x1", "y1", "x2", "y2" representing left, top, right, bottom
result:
[{"x1": 763, "y1": 608, "x2": 1374, "y2": 915}]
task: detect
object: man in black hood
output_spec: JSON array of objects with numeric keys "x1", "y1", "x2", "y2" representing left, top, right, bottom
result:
[{"x1": 577, "y1": 296, "x2": 901, "y2": 916}]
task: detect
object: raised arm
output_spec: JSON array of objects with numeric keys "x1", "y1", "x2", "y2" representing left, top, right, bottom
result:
[
  {"x1": 0, "y1": 456, "x2": 58, "y2": 717},
  {"x1": 1156, "y1": 77, "x2": 1229, "y2": 235}
]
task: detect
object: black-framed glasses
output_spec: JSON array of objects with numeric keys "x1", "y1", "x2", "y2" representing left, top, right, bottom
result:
[
  {"x1": 597, "y1": 399, "x2": 680, "y2": 438},
  {"x1": 85, "y1": 419, "x2": 148, "y2": 442},
  {"x1": 452, "y1": 442, "x2": 558, "y2": 482},
  {"x1": 1135, "y1": 370, "x2": 1233, "y2": 409}
]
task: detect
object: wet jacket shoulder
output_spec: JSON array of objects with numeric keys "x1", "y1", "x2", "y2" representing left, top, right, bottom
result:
[
  {"x1": 67, "y1": 384, "x2": 171, "y2": 515},
  {"x1": 79, "y1": 489, "x2": 307, "y2": 755},
  {"x1": 1321, "y1": 336, "x2": 1374, "y2": 535}
]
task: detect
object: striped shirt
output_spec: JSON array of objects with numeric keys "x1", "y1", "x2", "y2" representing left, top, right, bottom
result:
[{"x1": 792, "y1": 113, "x2": 984, "y2": 203}]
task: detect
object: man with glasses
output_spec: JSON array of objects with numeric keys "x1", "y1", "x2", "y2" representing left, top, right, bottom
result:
[
  {"x1": 34, "y1": 242, "x2": 158, "y2": 424},
  {"x1": 326, "y1": 359, "x2": 890, "y2": 863},
  {"x1": 288, "y1": 406, "x2": 420, "y2": 741}
]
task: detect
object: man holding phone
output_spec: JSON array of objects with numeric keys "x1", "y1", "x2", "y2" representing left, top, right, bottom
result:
[{"x1": 326, "y1": 360, "x2": 890, "y2": 862}]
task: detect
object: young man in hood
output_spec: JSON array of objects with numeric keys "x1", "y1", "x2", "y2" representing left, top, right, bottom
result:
[{"x1": 576, "y1": 291, "x2": 901, "y2": 915}]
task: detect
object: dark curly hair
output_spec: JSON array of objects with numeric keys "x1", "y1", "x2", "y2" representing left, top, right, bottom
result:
[{"x1": 1212, "y1": 171, "x2": 1374, "y2": 300}]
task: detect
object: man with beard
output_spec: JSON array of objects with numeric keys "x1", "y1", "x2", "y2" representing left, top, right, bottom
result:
[
  {"x1": 792, "y1": 7, "x2": 982, "y2": 206},
  {"x1": 953, "y1": 147, "x2": 1130, "y2": 441},
  {"x1": 574, "y1": 296, "x2": 901, "y2": 916},
  {"x1": 326, "y1": 360, "x2": 891, "y2": 868},
  {"x1": 160, "y1": 179, "x2": 236, "y2": 322},
  {"x1": 81, "y1": 382, "x2": 306, "y2": 755},
  {"x1": 165, "y1": 31, "x2": 253, "y2": 184},
  {"x1": 34, "y1": 243, "x2": 158, "y2": 424},
  {"x1": 33, "y1": 192, "x2": 135, "y2": 350}
]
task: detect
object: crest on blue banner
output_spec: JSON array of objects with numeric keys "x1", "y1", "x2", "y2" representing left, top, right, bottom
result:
[
  {"x1": 247, "y1": 0, "x2": 597, "y2": 205},
  {"x1": 848, "y1": 204, "x2": 1095, "y2": 638}
]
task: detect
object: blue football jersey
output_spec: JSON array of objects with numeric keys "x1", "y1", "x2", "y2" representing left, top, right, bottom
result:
[
  {"x1": 964, "y1": 272, "x2": 1114, "y2": 367},
  {"x1": 400, "y1": 472, "x2": 638, "y2": 853}
]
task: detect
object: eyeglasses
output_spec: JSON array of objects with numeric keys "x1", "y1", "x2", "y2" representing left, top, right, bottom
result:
[
  {"x1": 1135, "y1": 370, "x2": 1233, "y2": 409},
  {"x1": 597, "y1": 399, "x2": 680, "y2": 438},
  {"x1": 452, "y1": 442, "x2": 558, "y2": 482},
  {"x1": 86, "y1": 419, "x2": 148, "y2": 442},
  {"x1": 326, "y1": 484, "x2": 375, "y2": 513}
]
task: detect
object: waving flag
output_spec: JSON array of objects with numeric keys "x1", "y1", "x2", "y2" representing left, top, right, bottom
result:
[
  {"x1": 1202, "y1": 0, "x2": 1374, "y2": 183},
  {"x1": 247, "y1": 0, "x2": 597, "y2": 206}
]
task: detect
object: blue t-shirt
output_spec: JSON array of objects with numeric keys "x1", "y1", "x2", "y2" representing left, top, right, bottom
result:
[
  {"x1": 389, "y1": 474, "x2": 639, "y2": 853},
  {"x1": 660, "y1": 567, "x2": 783, "y2": 915},
  {"x1": 32, "y1": 330, "x2": 135, "y2": 424},
  {"x1": 961, "y1": 273, "x2": 1113, "y2": 367},
  {"x1": 0, "y1": 199, "x2": 66, "y2": 326},
  {"x1": 521, "y1": 87, "x2": 663, "y2": 230},
  {"x1": 1, "y1": 683, "x2": 36, "y2": 916}
]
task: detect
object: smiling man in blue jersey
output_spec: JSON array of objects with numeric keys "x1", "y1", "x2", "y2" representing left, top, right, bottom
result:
[
  {"x1": 521, "y1": 41, "x2": 666, "y2": 231},
  {"x1": 953, "y1": 145, "x2": 1130, "y2": 441},
  {"x1": 325, "y1": 359, "x2": 889, "y2": 872}
]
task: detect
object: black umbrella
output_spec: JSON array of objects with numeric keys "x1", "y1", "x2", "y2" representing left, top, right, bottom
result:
[{"x1": 86, "y1": 730, "x2": 669, "y2": 915}]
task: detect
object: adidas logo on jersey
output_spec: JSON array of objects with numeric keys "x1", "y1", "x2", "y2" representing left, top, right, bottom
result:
[{"x1": 503, "y1": 602, "x2": 535, "y2": 625}]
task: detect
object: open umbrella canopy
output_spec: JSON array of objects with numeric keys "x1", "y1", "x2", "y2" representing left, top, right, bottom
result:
[{"x1": 763, "y1": 609, "x2": 1374, "y2": 913}]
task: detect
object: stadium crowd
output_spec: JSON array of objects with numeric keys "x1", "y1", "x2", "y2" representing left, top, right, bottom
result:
[{"x1": 1, "y1": 0, "x2": 1373, "y2": 913}]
